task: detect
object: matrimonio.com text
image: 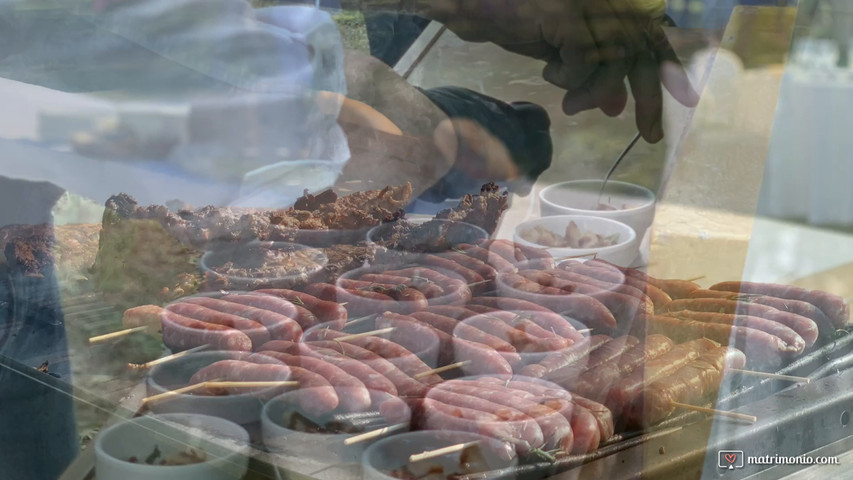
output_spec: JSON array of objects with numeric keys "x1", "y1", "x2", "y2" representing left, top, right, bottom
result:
[{"x1": 718, "y1": 450, "x2": 839, "y2": 471}]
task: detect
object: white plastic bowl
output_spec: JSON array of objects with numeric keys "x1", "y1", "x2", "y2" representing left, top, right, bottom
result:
[
  {"x1": 94, "y1": 413, "x2": 249, "y2": 480},
  {"x1": 513, "y1": 215, "x2": 637, "y2": 267},
  {"x1": 262, "y1": 388, "x2": 411, "y2": 469},
  {"x1": 539, "y1": 180, "x2": 656, "y2": 237},
  {"x1": 146, "y1": 351, "x2": 289, "y2": 425},
  {"x1": 362, "y1": 431, "x2": 518, "y2": 480}
]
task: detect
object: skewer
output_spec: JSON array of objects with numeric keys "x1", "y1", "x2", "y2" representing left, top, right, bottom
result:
[
  {"x1": 729, "y1": 369, "x2": 810, "y2": 383},
  {"x1": 344, "y1": 314, "x2": 378, "y2": 328},
  {"x1": 685, "y1": 275, "x2": 706, "y2": 283},
  {"x1": 88, "y1": 326, "x2": 148, "y2": 345},
  {"x1": 671, "y1": 401, "x2": 757, "y2": 423},
  {"x1": 343, "y1": 423, "x2": 408, "y2": 445},
  {"x1": 467, "y1": 280, "x2": 492, "y2": 288},
  {"x1": 129, "y1": 344, "x2": 209, "y2": 370},
  {"x1": 409, "y1": 441, "x2": 480, "y2": 463},
  {"x1": 334, "y1": 328, "x2": 395, "y2": 342},
  {"x1": 204, "y1": 381, "x2": 298, "y2": 389},
  {"x1": 413, "y1": 361, "x2": 471, "y2": 379},
  {"x1": 141, "y1": 381, "x2": 208, "y2": 406}
]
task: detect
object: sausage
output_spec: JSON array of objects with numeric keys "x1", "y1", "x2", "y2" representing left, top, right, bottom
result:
[
  {"x1": 495, "y1": 274, "x2": 618, "y2": 332},
  {"x1": 585, "y1": 336, "x2": 641, "y2": 371},
  {"x1": 378, "y1": 313, "x2": 515, "y2": 375},
  {"x1": 457, "y1": 243, "x2": 518, "y2": 273},
  {"x1": 520, "y1": 335, "x2": 609, "y2": 383},
  {"x1": 251, "y1": 351, "x2": 371, "y2": 412},
  {"x1": 518, "y1": 270, "x2": 653, "y2": 327},
  {"x1": 257, "y1": 340, "x2": 398, "y2": 395},
  {"x1": 337, "y1": 280, "x2": 431, "y2": 314},
  {"x1": 161, "y1": 310, "x2": 254, "y2": 352},
  {"x1": 571, "y1": 395, "x2": 614, "y2": 443},
  {"x1": 424, "y1": 389, "x2": 545, "y2": 451},
  {"x1": 689, "y1": 289, "x2": 835, "y2": 332},
  {"x1": 305, "y1": 340, "x2": 428, "y2": 397},
  {"x1": 165, "y1": 302, "x2": 271, "y2": 347},
  {"x1": 664, "y1": 310, "x2": 805, "y2": 355},
  {"x1": 227, "y1": 293, "x2": 327, "y2": 330},
  {"x1": 188, "y1": 359, "x2": 291, "y2": 395},
  {"x1": 357, "y1": 273, "x2": 446, "y2": 299},
  {"x1": 436, "y1": 251, "x2": 499, "y2": 281},
  {"x1": 605, "y1": 338, "x2": 718, "y2": 418},
  {"x1": 662, "y1": 298, "x2": 819, "y2": 347},
  {"x1": 420, "y1": 255, "x2": 485, "y2": 288},
  {"x1": 705, "y1": 282, "x2": 848, "y2": 330},
  {"x1": 479, "y1": 239, "x2": 525, "y2": 264},
  {"x1": 574, "y1": 334, "x2": 674, "y2": 402},
  {"x1": 181, "y1": 297, "x2": 302, "y2": 342},
  {"x1": 569, "y1": 404, "x2": 601, "y2": 453},
  {"x1": 251, "y1": 360, "x2": 339, "y2": 416},
  {"x1": 122, "y1": 305, "x2": 163, "y2": 332},
  {"x1": 556, "y1": 263, "x2": 674, "y2": 310},
  {"x1": 410, "y1": 312, "x2": 518, "y2": 353},
  {"x1": 709, "y1": 281, "x2": 848, "y2": 329},
  {"x1": 309, "y1": 329, "x2": 443, "y2": 384},
  {"x1": 474, "y1": 310, "x2": 570, "y2": 342},
  {"x1": 435, "y1": 381, "x2": 573, "y2": 452},
  {"x1": 304, "y1": 283, "x2": 396, "y2": 317},
  {"x1": 464, "y1": 299, "x2": 585, "y2": 342},
  {"x1": 255, "y1": 289, "x2": 348, "y2": 326},
  {"x1": 642, "y1": 314, "x2": 793, "y2": 367},
  {"x1": 464, "y1": 312, "x2": 571, "y2": 353},
  {"x1": 411, "y1": 398, "x2": 524, "y2": 457},
  {"x1": 581, "y1": 260, "x2": 702, "y2": 300},
  {"x1": 384, "y1": 268, "x2": 472, "y2": 306},
  {"x1": 627, "y1": 346, "x2": 747, "y2": 427}
]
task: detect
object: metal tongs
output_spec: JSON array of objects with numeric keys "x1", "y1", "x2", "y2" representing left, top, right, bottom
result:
[{"x1": 597, "y1": 131, "x2": 641, "y2": 203}]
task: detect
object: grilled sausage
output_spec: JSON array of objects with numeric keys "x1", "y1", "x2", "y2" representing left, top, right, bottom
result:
[
  {"x1": 463, "y1": 312, "x2": 571, "y2": 353},
  {"x1": 255, "y1": 289, "x2": 348, "y2": 326},
  {"x1": 571, "y1": 395, "x2": 615, "y2": 443},
  {"x1": 181, "y1": 297, "x2": 302, "y2": 342},
  {"x1": 457, "y1": 243, "x2": 518, "y2": 273},
  {"x1": 662, "y1": 298, "x2": 819, "y2": 347},
  {"x1": 582, "y1": 259, "x2": 702, "y2": 300},
  {"x1": 165, "y1": 302, "x2": 271, "y2": 347},
  {"x1": 378, "y1": 313, "x2": 514, "y2": 375},
  {"x1": 305, "y1": 340, "x2": 428, "y2": 397},
  {"x1": 425, "y1": 389, "x2": 545, "y2": 451},
  {"x1": 384, "y1": 268, "x2": 472, "y2": 305},
  {"x1": 605, "y1": 338, "x2": 718, "y2": 419},
  {"x1": 420, "y1": 255, "x2": 485, "y2": 290},
  {"x1": 520, "y1": 335, "x2": 609, "y2": 383},
  {"x1": 585, "y1": 336, "x2": 641, "y2": 371},
  {"x1": 626, "y1": 346, "x2": 746, "y2": 427},
  {"x1": 496, "y1": 274, "x2": 618, "y2": 332},
  {"x1": 435, "y1": 381, "x2": 573, "y2": 452},
  {"x1": 251, "y1": 351, "x2": 371, "y2": 412},
  {"x1": 218, "y1": 293, "x2": 301, "y2": 325},
  {"x1": 122, "y1": 305, "x2": 165, "y2": 332},
  {"x1": 256, "y1": 340, "x2": 398, "y2": 395},
  {"x1": 663, "y1": 310, "x2": 805, "y2": 355},
  {"x1": 642, "y1": 314, "x2": 794, "y2": 367},
  {"x1": 308, "y1": 329, "x2": 442, "y2": 384},
  {"x1": 412, "y1": 398, "x2": 525, "y2": 456},
  {"x1": 160, "y1": 310, "x2": 253, "y2": 352},
  {"x1": 436, "y1": 251, "x2": 499, "y2": 281},
  {"x1": 574, "y1": 334, "x2": 674, "y2": 402},
  {"x1": 708, "y1": 281, "x2": 848, "y2": 330},
  {"x1": 188, "y1": 359, "x2": 291, "y2": 395},
  {"x1": 410, "y1": 311, "x2": 518, "y2": 353}
]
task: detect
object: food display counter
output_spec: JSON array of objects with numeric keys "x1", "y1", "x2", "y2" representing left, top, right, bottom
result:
[{"x1": 1, "y1": 2, "x2": 851, "y2": 480}]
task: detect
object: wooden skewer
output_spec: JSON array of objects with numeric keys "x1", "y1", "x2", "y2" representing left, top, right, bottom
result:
[
  {"x1": 129, "y1": 344, "x2": 209, "y2": 370},
  {"x1": 467, "y1": 280, "x2": 492, "y2": 288},
  {"x1": 344, "y1": 314, "x2": 378, "y2": 327},
  {"x1": 89, "y1": 326, "x2": 148, "y2": 345},
  {"x1": 729, "y1": 369, "x2": 810, "y2": 383},
  {"x1": 344, "y1": 423, "x2": 408, "y2": 446},
  {"x1": 685, "y1": 275, "x2": 706, "y2": 283},
  {"x1": 671, "y1": 401, "x2": 757, "y2": 423},
  {"x1": 413, "y1": 361, "x2": 471, "y2": 379},
  {"x1": 334, "y1": 328, "x2": 394, "y2": 342},
  {"x1": 409, "y1": 441, "x2": 480, "y2": 463},
  {"x1": 141, "y1": 381, "x2": 208, "y2": 406},
  {"x1": 204, "y1": 380, "x2": 298, "y2": 389},
  {"x1": 576, "y1": 328, "x2": 592, "y2": 334}
]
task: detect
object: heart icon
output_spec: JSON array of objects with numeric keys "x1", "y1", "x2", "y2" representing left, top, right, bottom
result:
[{"x1": 725, "y1": 454, "x2": 737, "y2": 464}]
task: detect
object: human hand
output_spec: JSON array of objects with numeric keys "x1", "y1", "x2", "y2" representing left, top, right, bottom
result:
[{"x1": 426, "y1": 0, "x2": 699, "y2": 142}]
